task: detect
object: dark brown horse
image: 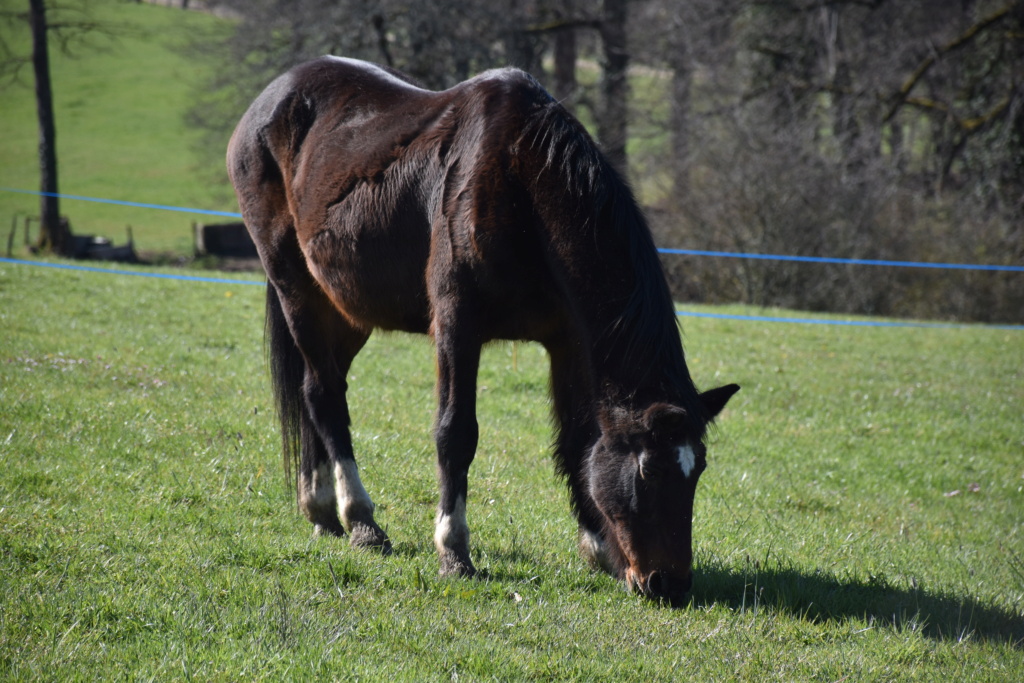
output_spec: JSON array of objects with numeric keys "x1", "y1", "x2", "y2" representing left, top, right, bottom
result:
[{"x1": 227, "y1": 56, "x2": 738, "y2": 604}]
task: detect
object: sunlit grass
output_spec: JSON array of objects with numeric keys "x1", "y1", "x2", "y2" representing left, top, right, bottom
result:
[{"x1": 1, "y1": 259, "x2": 1021, "y2": 679}]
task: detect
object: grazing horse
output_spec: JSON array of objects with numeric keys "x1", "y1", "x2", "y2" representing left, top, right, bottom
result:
[{"x1": 227, "y1": 56, "x2": 739, "y2": 604}]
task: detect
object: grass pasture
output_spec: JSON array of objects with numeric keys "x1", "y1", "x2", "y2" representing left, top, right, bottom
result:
[{"x1": 1, "y1": 259, "x2": 1022, "y2": 680}]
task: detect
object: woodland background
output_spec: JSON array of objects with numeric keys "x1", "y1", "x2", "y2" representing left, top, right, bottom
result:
[{"x1": 8, "y1": 0, "x2": 1024, "y2": 322}]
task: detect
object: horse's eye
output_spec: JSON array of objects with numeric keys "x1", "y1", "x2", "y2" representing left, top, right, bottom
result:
[{"x1": 694, "y1": 452, "x2": 709, "y2": 476}]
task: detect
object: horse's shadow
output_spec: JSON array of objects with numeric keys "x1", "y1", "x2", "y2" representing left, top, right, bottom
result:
[
  {"x1": 358, "y1": 541, "x2": 1021, "y2": 644},
  {"x1": 690, "y1": 561, "x2": 1023, "y2": 645}
]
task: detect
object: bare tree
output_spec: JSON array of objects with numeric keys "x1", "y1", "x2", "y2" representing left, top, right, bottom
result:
[
  {"x1": 1, "y1": 0, "x2": 123, "y2": 255},
  {"x1": 201, "y1": 0, "x2": 507, "y2": 91},
  {"x1": 550, "y1": 0, "x2": 579, "y2": 110},
  {"x1": 27, "y1": 0, "x2": 66, "y2": 253},
  {"x1": 636, "y1": 0, "x2": 1023, "y2": 322},
  {"x1": 598, "y1": 0, "x2": 629, "y2": 173}
]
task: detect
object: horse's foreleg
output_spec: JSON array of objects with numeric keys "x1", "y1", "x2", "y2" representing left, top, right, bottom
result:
[
  {"x1": 432, "y1": 325, "x2": 481, "y2": 577},
  {"x1": 545, "y1": 337, "x2": 615, "y2": 574}
]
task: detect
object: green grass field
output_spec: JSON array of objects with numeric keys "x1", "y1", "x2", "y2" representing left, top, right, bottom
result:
[
  {"x1": 1, "y1": 259, "x2": 1021, "y2": 679},
  {"x1": 2, "y1": 2, "x2": 1023, "y2": 679}
]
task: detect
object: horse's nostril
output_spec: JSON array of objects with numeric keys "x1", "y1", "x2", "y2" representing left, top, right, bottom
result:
[
  {"x1": 646, "y1": 571, "x2": 665, "y2": 596},
  {"x1": 643, "y1": 571, "x2": 692, "y2": 602}
]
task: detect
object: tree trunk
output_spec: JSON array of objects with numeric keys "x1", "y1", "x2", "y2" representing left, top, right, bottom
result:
[
  {"x1": 29, "y1": 0, "x2": 70, "y2": 255},
  {"x1": 669, "y1": 24, "x2": 692, "y2": 206},
  {"x1": 506, "y1": 0, "x2": 541, "y2": 75},
  {"x1": 553, "y1": 24, "x2": 577, "y2": 114},
  {"x1": 599, "y1": 0, "x2": 629, "y2": 174}
]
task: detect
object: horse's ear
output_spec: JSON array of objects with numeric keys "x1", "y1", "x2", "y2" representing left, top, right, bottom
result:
[
  {"x1": 642, "y1": 403, "x2": 689, "y2": 436},
  {"x1": 597, "y1": 405, "x2": 631, "y2": 434},
  {"x1": 700, "y1": 384, "x2": 740, "y2": 420}
]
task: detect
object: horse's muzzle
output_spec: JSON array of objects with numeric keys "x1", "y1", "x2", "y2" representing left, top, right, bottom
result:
[{"x1": 629, "y1": 568, "x2": 693, "y2": 606}]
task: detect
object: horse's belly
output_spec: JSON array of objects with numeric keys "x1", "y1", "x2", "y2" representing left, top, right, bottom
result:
[{"x1": 303, "y1": 224, "x2": 432, "y2": 334}]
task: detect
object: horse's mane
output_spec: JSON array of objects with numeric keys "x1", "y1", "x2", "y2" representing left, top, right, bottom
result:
[{"x1": 517, "y1": 98, "x2": 706, "y2": 423}]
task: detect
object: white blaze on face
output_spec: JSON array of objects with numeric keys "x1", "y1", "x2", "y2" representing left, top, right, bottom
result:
[{"x1": 677, "y1": 444, "x2": 697, "y2": 478}]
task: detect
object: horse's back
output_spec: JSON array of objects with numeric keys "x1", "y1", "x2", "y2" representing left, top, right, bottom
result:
[
  {"x1": 228, "y1": 56, "x2": 439, "y2": 197},
  {"x1": 229, "y1": 55, "x2": 555, "y2": 194},
  {"x1": 228, "y1": 56, "x2": 568, "y2": 337}
]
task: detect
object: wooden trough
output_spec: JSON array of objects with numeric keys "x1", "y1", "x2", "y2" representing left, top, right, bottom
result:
[
  {"x1": 193, "y1": 221, "x2": 258, "y2": 259},
  {"x1": 6, "y1": 214, "x2": 137, "y2": 262}
]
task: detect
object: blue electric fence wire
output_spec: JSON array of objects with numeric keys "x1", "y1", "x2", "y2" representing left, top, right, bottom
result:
[
  {"x1": 674, "y1": 309, "x2": 1024, "y2": 331},
  {"x1": 4, "y1": 186, "x2": 1022, "y2": 272},
  {"x1": 658, "y1": 247, "x2": 1024, "y2": 272},
  {"x1": 3, "y1": 257, "x2": 1021, "y2": 330},
  {"x1": 1, "y1": 187, "x2": 243, "y2": 219},
  {"x1": 0, "y1": 256, "x2": 265, "y2": 287}
]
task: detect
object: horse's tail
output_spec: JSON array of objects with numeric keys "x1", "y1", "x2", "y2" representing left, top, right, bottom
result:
[{"x1": 265, "y1": 282, "x2": 305, "y2": 490}]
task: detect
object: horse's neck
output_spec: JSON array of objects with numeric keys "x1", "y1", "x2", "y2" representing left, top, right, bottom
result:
[
  {"x1": 517, "y1": 121, "x2": 693, "y2": 407},
  {"x1": 549, "y1": 216, "x2": 688, "y2": 408}
]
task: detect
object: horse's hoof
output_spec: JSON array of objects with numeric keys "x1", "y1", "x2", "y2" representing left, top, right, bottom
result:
[
  {"x1": 348, "y1": 521, "x2": 393, "y2": 555},
  {"x1": 438, "y1": 552, "x2": 476, "y2": 578}
]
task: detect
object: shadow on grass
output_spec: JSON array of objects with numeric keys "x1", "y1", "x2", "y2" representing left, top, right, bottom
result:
[{"x1": 691, "y1": 561, "x2": 1023, "y2": 646}]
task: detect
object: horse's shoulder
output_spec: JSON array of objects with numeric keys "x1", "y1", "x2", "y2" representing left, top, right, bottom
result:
[{"x1": 465, "y1": 67, "x2": 552, "y2": 102}]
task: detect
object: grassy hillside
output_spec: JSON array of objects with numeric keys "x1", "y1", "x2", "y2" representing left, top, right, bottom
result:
[
  {"x1": 0, "y1": 1, "x2": 233, "y2": 255},
  {"x1": 1, "y1": 258, "x2": 1021, "y2": 679}
]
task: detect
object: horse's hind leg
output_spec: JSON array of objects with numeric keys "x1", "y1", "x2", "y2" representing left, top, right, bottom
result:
[
  {"x1": 309, "y1": 328, "x2": 391, "y2": 551},
  {"x1": 301, "y1": 309, "x2": 390, "y2": 550},
  {"x1": 297, "y1": 433, "x2": 345, "y2": 538},
  {"x1": 264, "y1": 241, "x2": 390, "y2": 552},
  {"x1": 230, "y1": 120, "x2": 387, "y2": 550}
]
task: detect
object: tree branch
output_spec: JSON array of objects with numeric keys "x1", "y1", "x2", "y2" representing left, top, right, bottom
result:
[
  {"x1": 885, "y1": 3, "x2": 1017, "y2": 122},
  {"x1": 524, "y1": 17, "x2": 602, "y2": 35}
]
